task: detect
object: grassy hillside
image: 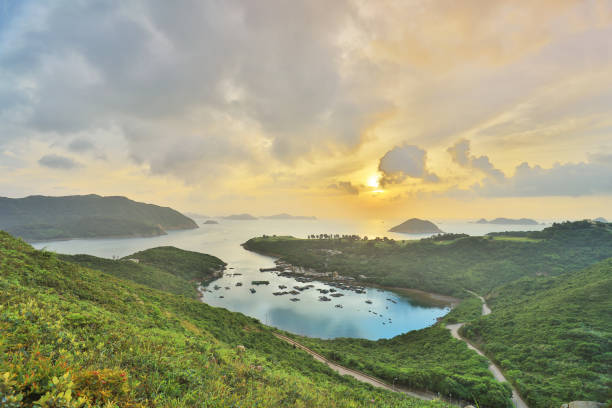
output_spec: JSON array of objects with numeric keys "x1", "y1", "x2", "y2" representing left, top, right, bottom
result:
[
  {"x1": 461, "y1": 259, "x2": 612, "y2": 408},
  {"x1": 243, "y1": 221, "x2": 612, "y2": 297},
  {"x1": 124, "y1": 246, "x2": 226, "y2": 283},
  {"x1": 60, "y1": 246, "x2": 225, "y2": 299},
  {"x1": 0, "y1": 231, "x2": 451, "y2": 407},
  {"x1": 290, "y1": 325, "x2": 512, "y2": 407},
  {"x1": 0, "y1": 194, "x2": 197, "y2": 241}
]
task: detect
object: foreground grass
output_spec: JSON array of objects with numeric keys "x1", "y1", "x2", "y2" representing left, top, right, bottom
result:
[{"x1": 0, "y1": 231, "x2": 450, "y2": 408}]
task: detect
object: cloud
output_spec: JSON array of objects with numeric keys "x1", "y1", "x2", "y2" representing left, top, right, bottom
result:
[
  {"x1": 448, "y1": 139, "x2": 505, "y2": 180},
  {"x1": 67, "y1": 138, "x2": 95, "y2": 152},
  {"x1": 328, "y1": 181, "x2": 359, "y2": 195},
  {"x1": 473, "y1": 157, "x2": 612, "y2": 197},
  {"x1": 38, "y1": 154, "x2": 80, "y2": 170},
  {"x1": 378, "y1": 145, "x2": 439, "y2": 186}
]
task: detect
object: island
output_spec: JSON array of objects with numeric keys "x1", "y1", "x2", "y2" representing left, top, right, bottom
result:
[
  {"x1": 223, "y1": 213, "x2": 258, "y2": 220},
  {"x1": 388, "y1": 218, "x2": 443, "y2": 234},
  {"x1": 0, "y1": 194, "x2": 197, "y2": 241},
  {"x1": 203, "y1": 220, "x2": 219, "y2": 224},
  {"x1": 262, "y1": 213, "x2": 317, "y2": 220},
  {"x1": 475, "y1": 217, "x2": 539, "y2": 225}
]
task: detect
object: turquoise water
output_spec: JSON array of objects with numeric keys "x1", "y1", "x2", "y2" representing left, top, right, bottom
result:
[{"x1": 33, "y1": 217, "x2": 543, "y2": 340}]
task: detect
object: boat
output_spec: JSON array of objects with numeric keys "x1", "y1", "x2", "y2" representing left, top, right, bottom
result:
[
  {"x1": 252, "y1": 280, "x2": 270, "y2": 285},
  {"x1": 250, "y1": 288, "x2": 256, "y2": 294},
  {"x1": 330, "y1": 293, "x2": 344, "y2": 297},
  {"x1": 335, "y1": 304, "x2": 343, "y2": 308},
  {"x1": 236, "y1": 282, "x2": 243, "y2": 286},
  {"x1": 319, "y1": 296, "x2": 331, "y2": 302},
  {"x1": 290, "y1": 298, "x2": 300, "y2": 302},
  {"x1": 365, "y1": 300, "x2": 373, "y2": 304},
  {"x1": 278, "y1": 285, "x2": 287, "y2": 289}
]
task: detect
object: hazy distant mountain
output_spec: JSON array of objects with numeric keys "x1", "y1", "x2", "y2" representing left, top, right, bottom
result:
[
  {"x1": 223, "y1": 213, "x2": 258, "y2": 220},
  {"x1": 594, "y1": 217, "x2": 608, "y2": 223},
  {"x1": 262, "y1": 213, "x2": 317, "y2": 220},
  {"x1": 389, "y1": 218, "x2": 443, "y2": 234},
  {"x1": 0, "y1": 194, "x2": 197, "y2": 241},
  {"x1": 203, "y1": 220, "x2": 219, "y2": 224},
  {"x1": 476, "y1": 217, "x2": 539, "y2": 225}
]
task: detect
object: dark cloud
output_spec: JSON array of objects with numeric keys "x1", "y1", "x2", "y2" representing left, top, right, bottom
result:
[
  {"x1": 38, "y1": 154, "x2": 79, "y2": 170},
  {"x1": 378, "y1": 145, "x2": 439, "y2": 186},
  {"x1": 67, "y1": 138, "x2": 95, "y2": 152},
  {"x1": 447, "y1": 139, "x2": 505, "y2": 180},
  {"x1": 328, "y1": 181, "x2": 359, "y2": 195},
  {"x1": 475, "y1": 159, "x2": 612, "y2": 197}
]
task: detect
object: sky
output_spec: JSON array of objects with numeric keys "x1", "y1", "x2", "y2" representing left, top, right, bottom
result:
[{"x1": 0, "y1": 0, "x2": 611, "y2": 220}]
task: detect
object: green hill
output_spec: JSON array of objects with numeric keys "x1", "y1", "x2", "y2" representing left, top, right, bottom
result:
[
  {"x1": 0, "y1": 231, "x2": 450, "y2": 408},
  {"x1": 60, "y1": 247, "x2": 225, "y2": 299},
  {"x1": 0, "y1": 194, "x2": 197, "y2": 241},
  {"x1": 461, "y1": 259, "x2": 612, "y2": 407},
  {"x1": 244, "y1": 221, "x2": 612, "y2": 297}
]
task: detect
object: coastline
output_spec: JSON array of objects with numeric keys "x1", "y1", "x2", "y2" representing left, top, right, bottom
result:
[{"x1": 242, "y1": 244, "x2": 460, "y2": 309}]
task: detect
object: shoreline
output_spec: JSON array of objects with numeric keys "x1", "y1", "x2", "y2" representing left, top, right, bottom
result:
[{"x1": 242, "y1": 244, "x2": 460, "y2": 308}]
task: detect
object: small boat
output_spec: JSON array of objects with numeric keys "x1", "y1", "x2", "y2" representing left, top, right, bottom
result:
[
  {"x1": 335, "y1": 304, "x2": 343, "y2": 308},
  {"x1": 365, "y1": 300, "x2": 373, "y2": 304},
  {"x1": 250, "y1": 288, "x2": 256, "y2": 294},
  {"x1": 319, "y1": 296, "x2": 331, "y2": 302},
  {"x1": 236, "y1": 282, "x2": 243, "y2": 286},
  {"x1": 278, "y1": 285, "x2": 287, "y2": 289},
  {"x1": 290, "y1": 298, "x2": 300, "y2": 302},
  {"x1": 219, "y1": 296, "x2": 224, "y2": 298}
]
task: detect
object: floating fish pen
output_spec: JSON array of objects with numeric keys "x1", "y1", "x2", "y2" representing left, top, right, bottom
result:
[
  {"x1": 259, "y1": 267, "x2": 279, "y2": 272},
  {"x1": 251, "y1": 280, "x2": 270, "y2": 285}
]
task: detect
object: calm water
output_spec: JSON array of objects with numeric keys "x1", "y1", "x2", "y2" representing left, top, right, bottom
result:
[{"x1": 33, "y1": 217, "x2": 545, "y2": 340}]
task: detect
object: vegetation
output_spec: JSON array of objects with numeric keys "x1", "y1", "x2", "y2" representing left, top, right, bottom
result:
[
  {"x1": 245, "y1": 221, "x2": 612, "y2": 407},
  {"x1": 0, "y1": 231, "x2": 452, "y2": 407},
  {"x1": 461, "y1": 259, "x2": 612, "y2": 408},
  {"x1": 60, "y1": 246, "x2": 225, "y2": 299},
  {"x1": 290, "y1": 325, "x2": 512, "y2": 407},
  {"x1": 244, "y1": 221, "x2": 612, "y2": 297},
  {"x1": 0, "y1": 194, "x2": 197, "y2": 241}
]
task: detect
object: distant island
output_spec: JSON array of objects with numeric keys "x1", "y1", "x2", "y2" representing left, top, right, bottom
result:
[
  {"x1": 594, "y1": 217, "x2": 608, "y2": 223},
  {"x1": 0, "y1": 194, "x2": 197, "y2": 241},
  {"x1": 262, "y1": 213, "x2": 317, "y2": 220},
  {"x1": 389, "y1": 218, "x2": 443, "y2": 234},
  {"x1": 203, "y1": 220, "x2": 219, "y2": 224},
  {"x1": 223, "y1": 213, "x2": 258, "y2": 220},
  {"x1": 475, "y1": 217, "x2": 539, "y2": 225}
]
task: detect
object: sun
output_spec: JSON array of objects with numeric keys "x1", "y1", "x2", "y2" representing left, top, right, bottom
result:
[{"x1": 366, "y1": 174, "x2": 380, "y2": 188}]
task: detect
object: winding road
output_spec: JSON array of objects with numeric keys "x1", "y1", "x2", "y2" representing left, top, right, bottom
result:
[
  {"x1": 274, "y1": 291, "x2": 529, "y2": 408},
  {"x1": 446, "y1": 293, "x2": 529, "y2": 408},
  {"x1": 273, "y1": 332, "x2": 440, "y2": 401}
]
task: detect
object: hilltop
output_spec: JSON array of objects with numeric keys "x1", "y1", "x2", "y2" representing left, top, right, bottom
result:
[
  {"x1": 0, "y1": 231, "x2": 449, "y2": 408},
  {"x1": 61, "y1": 246, "x2": 225, "y2": 299},
  {"x1": 0, "y1": 194, "x2": 197, "y2": 241},
  {"x1": 223, "y1": 213, "x2": 258, "y2": 220},
  {"x1": 389, "y1": 218, "x2": 443, "y2": 234}
]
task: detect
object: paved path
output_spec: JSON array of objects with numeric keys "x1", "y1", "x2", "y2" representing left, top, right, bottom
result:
[
  {"x1": 447, "y1": 294, "x2": 528, "y2": 408},
  {"x1": 273, "y1": 333, "x2": 442, "y2": 402}
]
